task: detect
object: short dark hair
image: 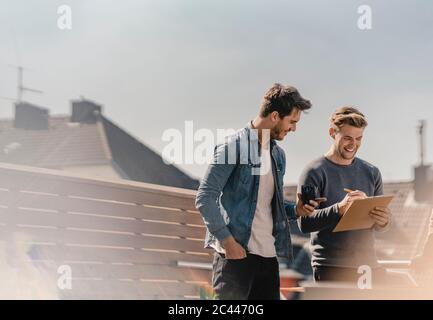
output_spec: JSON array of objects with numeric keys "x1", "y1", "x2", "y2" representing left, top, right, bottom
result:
[{"x1": 259, "y1": 83, "x2": 312, "y2": 118}]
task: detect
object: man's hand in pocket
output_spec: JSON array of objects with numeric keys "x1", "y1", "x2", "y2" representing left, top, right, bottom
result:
[{"x1": 221, "y1": 236, "x2": 247, "y2": 260}]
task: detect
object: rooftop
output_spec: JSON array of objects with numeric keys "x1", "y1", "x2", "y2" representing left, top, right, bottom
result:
[{"x1": 0, "y1": 101, "x2": 199, "y2": 190}]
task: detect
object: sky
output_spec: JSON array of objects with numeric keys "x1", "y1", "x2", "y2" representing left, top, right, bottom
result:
[{"x1": 0, "y1": 0, "x2": 432, "y2": 184}]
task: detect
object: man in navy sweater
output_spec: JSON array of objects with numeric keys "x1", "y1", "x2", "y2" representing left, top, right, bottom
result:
[{"x1": 298, "y1": 106, "x2": 392, "y2": 286}]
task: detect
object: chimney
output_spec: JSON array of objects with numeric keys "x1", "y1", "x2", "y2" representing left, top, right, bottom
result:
[
  {"x1": 414, "y1": 120, "x2": 433, "y2": 203},
  {"x1": 70, "y1": 99, "x2": 102, "y2": 124},
  {"x1": 14, "y1": 102, "x2": 49, "y2": 130}
]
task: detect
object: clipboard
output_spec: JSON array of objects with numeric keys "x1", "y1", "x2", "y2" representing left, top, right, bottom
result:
[{"x1": 333, "y1": 195, "x2": 394, "y2": 232}]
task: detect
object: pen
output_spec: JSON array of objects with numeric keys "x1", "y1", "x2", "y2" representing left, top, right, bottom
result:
[{"x1": 344, "y1": 188, "x2": 354, "y2": 193}]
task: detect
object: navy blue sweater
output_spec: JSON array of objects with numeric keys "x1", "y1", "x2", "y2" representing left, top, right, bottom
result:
[{"x1": 298, "y1": 157, "x2": 383, "y2": 268}]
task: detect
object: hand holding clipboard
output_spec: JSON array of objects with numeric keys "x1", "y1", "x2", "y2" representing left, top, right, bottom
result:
[{"x1": 333, "y1": 188, "x2": 394, "y2": 232}]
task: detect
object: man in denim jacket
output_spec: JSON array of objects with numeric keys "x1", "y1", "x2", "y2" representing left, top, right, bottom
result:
[{"x1": 195, "y1": 83, "x2": 320, "y2": 300}]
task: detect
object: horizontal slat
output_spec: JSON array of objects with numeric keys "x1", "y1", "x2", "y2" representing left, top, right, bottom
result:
[
  {"x1": 0, "y1": 225, "x2": 208, "y2": 254},
  {"x1": 2, "y1": 261, "x2": 211, "y2": 282},
  {"x1": 17, "y1": 244, "x2": 213, "y2": 265},
  {"x1": 0, "y1": 170, "x2": 197, "y2": 211},
  {"x1": 302, "y1": 286, "x2": 433, "y2": 300},
  {"x1": 0, "y1": 190, "x2": 203, "y2": 225},
  {"x1": 58, "y1": 279, "x2": 205, "y2": 299},
  {"x1": 0, "y1": 162, "x2": 198, "y2": 198},
  {"x1": 59, "y1": 292, "x2": 194, "y2": 300},
  {"x1": 0, "y1": 208, "x2": 206, "y2": 239},
  {"x1": 0, "y1": 277, "x2": 205, "y2": 299}
]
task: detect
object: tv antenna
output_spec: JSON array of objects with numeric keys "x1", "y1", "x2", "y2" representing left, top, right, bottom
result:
[
  {"x1": 1, "y1": 33, "x2": 43, "y2": 103},
  {"x1": 9, "y1": 64, "x2": 43, "y2": 102},
  {"x1": 418, "y1": 120, "x2": 427, "y2": 166}
]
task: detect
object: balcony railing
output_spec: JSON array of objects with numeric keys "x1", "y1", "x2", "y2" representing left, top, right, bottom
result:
[
  {"x1": 1, "y1": 161, "x2": 431, "y2": 300},
  {"x1": 0, "y1": 162, "x2": 212, "y2": 299}
]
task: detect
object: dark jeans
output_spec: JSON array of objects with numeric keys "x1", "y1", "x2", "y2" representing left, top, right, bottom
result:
[
  {"x1": 313, "y1": 265, "x2": 388, "y2": 287},
  {"x1": 212, "y1": 252, "x2": 280, "y2": 300}
]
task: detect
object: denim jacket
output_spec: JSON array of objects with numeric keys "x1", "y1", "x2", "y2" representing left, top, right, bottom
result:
[{"x1": 195, "y1": 122, "x2": 297, "y2": 260}]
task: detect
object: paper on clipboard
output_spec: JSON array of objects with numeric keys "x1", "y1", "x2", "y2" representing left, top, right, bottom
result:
[{"x1": 333, "y1": 195, "x2": 394, "y2": 232}]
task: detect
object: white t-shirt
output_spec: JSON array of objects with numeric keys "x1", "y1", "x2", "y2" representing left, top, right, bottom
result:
[
  {"x1": 211, "y1": 141, "x2": 276, "y2": 258},
  {"x1": 247, "y1": 142, "x2": 276, "y2": 257}
]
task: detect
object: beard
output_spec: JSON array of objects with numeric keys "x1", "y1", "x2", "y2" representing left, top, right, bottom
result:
[{"x1": 270, "y1": 125, "x2": 288, "y2": 141}]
